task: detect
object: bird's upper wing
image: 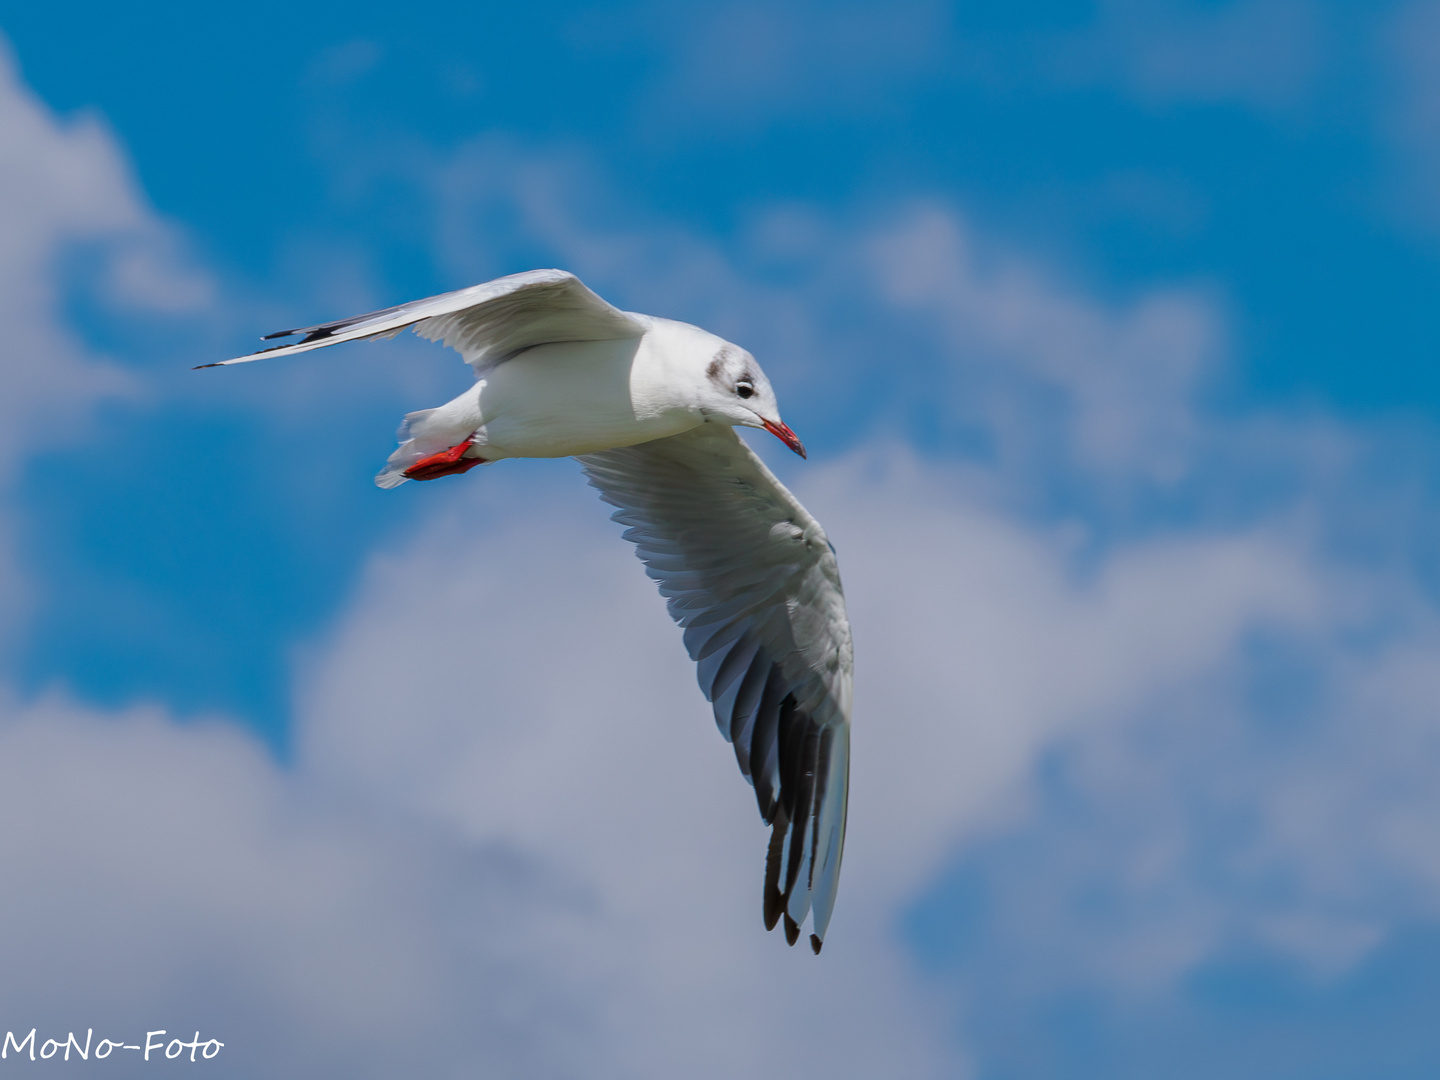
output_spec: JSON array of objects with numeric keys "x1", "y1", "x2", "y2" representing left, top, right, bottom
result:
[
  {"x1": 201, "y1": 269, "x2": 646, "y2": 373},
  {"x1": 578, "y1": 424, "x2": 853, "y2": 952}
]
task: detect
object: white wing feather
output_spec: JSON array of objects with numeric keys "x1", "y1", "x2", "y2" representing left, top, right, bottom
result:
[
  {"x1": 201, "y1": 269, "x2": 645, "y2": 371},
  {"x1": 579, "y1": 424, "x2": 853, "y2": 951}
]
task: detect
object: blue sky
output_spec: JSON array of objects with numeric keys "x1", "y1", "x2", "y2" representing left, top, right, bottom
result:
[{"x1": 4, "y1": 1, "x2": 1440, "y2": 1076}]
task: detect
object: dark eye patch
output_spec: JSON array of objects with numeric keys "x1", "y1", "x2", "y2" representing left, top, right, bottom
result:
[{"x1": 706, "y1": 347, "x2": 736, "y2": 383}]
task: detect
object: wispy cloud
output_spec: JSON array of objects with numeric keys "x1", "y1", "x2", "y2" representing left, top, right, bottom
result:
[
  {"x1": 1383, "y1": 0, "x2": 1440, "y2": 227},
  {"x1": 870, "y1": 205, "x2": 1219, "y2": 485},
  {"x1": 1053, "y1": 0, "x2": 1325, "y2": 112}
]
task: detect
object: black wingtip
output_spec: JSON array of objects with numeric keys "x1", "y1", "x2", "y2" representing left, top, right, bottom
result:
[
  {"x1": 764, "y1": 892, "x2": 783, "y2": 932},
  {"x1": 261, "y1": 328, "x2": 299, "y2": 340},
  {"x1": 192, "y1": 362, "x2": 222, "y2": 370},
  {"x1": 783, "y1": 913, "x2": 800, "y2": 946},
  {"x1": 810, "y1": 934, "x2": 823, "y2": 955},
  {"x1": 763, "y1": 807, "x2": 789, "y2": 931}
]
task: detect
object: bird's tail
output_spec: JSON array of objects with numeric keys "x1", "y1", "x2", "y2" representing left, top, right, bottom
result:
[
  {"x1": 374, "y1": 407, "x2": 437, "y2": 488},
  {"x1": 374, "y1": 463, "x2": 410, "y2": 489}
]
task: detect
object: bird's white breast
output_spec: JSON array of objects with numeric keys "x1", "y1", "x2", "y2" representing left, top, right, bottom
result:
[{"x1": 472, "y1": 320, "x2": 721, "y2": 459}]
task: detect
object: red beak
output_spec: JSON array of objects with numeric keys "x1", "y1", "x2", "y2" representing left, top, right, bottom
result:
[{"x1": 762, "y1": 419, "x2": 807, "y2": 459}]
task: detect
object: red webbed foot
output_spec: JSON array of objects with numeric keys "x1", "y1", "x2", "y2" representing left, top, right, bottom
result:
[{"x1": 403, "y1": 437, "x2": 487, "y2": 481}]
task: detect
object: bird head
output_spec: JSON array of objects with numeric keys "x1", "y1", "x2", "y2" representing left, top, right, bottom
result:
[{"x1": 701, "y1": 345, "x2": 806, "y2": 458}]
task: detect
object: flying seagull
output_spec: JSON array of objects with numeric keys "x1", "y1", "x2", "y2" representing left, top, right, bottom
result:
[{"x1": 201, "y1": 269, "x2": 853, "y2": 953}]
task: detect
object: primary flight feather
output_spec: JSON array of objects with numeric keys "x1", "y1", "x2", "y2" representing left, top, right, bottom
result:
[{"x1": 203, "y1": 269, "x2": 853, "y2": 952}]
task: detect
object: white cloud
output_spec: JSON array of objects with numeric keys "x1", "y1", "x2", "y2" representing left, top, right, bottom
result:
[
  {"x1": 0, "y1": 692, "x2": 619, "y2": 1078},
  {"x1": 0, "y1": 37, "x2": 211, "y2": 462},
  {"x1": 0, "y1": 43, "x2": 128, "y2": 479},
  {"x1": 0, "y1": 35, "x2": 214, "y2": 651},
  {"x1": 943, "y1": 595, "x2": 1440, "y2": 1003},
  {"x1": 870, "y1": 206, "x2": 1219, "y2": 485}
]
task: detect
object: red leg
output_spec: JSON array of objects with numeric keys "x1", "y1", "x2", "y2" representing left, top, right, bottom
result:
[{"x1": 403, "y1": 436, "x2": 487, "y2": 481}]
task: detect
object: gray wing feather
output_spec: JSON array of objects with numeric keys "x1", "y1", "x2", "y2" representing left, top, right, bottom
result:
[
  {"x1": 203, "y1": 270, "x2": 645, "y2": 370},
  {"x1": 579, "y1": 424, "x2": 853, "y2": 951}
]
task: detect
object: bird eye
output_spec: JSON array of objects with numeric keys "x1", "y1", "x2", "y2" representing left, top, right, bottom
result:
[{"x1": 736, "y1": 381, "x2": 755, "y2": 399}]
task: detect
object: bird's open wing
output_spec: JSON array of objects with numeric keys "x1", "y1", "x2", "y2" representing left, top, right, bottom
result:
[
  {"x1": 579, "y1": 424, "x2": 853, "y2": 952},
  {"x1": 201, "y1": 269, "x2": 645, "y2": 372}
]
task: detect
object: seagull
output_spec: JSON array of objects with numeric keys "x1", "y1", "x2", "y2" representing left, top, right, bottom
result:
[{"x1": 201, "y1": 269, "x2": 853, "y2": 953}]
